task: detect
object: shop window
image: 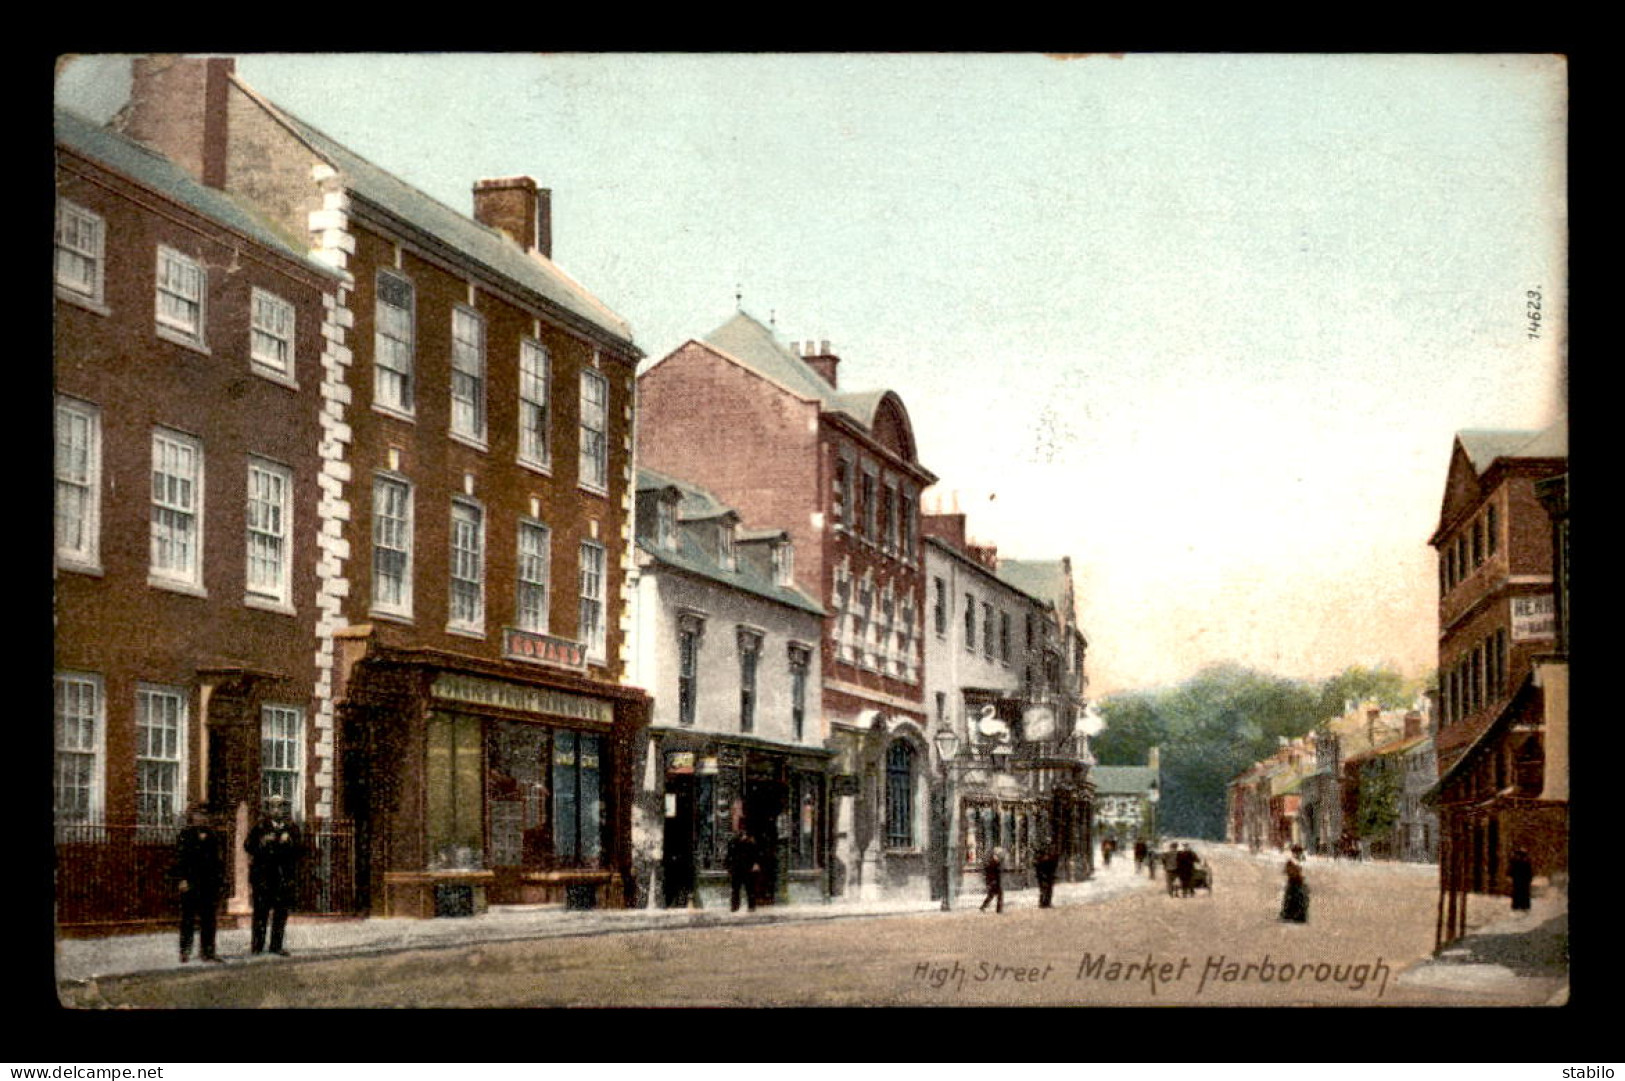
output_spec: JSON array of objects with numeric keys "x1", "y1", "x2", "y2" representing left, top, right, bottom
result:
[
  {"x1": 427, "y1": 712, "x2": 484, "y2": 869},
  {"x1": 552, "y1": 729, "x2": 604, "y2": 867},
  {"x1": 789, "y1": 771, "x2": 823, "y2": 870},
  {"x1": 488, "y1": 721, "x2": 550, "y2": 869}
]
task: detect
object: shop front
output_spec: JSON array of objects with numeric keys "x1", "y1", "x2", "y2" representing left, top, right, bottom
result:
[
  {"x1": 652, "y1": 730, "x2": 832, "y2": 909},
  {"x1": 335, "y1": 643, "x2": 649, "y2": 918}
]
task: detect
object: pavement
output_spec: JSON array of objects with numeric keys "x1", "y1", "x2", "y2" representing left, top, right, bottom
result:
[{"x1": 55, "y1": 867, "x2": 1154, "y2": 986}]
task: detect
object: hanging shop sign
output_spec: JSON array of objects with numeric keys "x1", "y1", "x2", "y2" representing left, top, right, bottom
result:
[
  {"x1": 667, "y1": 751, "x2": 696, "y2": 775},
  {"x1": 1023, "y1": 704, "x2": 1057, "y2": 741},
  {"x1": 503, "y1": 627, "x2": 589, "y2": 671}
]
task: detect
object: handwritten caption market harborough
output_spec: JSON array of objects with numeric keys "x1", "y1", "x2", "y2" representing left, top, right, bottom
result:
[{"x1": 913, "y1": 953, "x2": 1391, "y2": 998}]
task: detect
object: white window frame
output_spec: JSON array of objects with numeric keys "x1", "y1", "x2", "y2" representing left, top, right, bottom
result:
[
  {"x1": 448, "y1": 498, "x2": 486, "y2": 635},
  {"x1": 135, "y1": 684, "x2": 188, "y2": 829},
  {"x1": 371, "y1": 474, "x2": 414, "y2": 619},
  {"x1": 260, "y1": 704, "x2": 305, "y2": 816},
  {"x1": 55, "y1": 198, "x2": 107, "y2": 311},
  {"x1": 245, "y1": 457, "x2": 293, "y2": 609},
  {"x1": 54, "y1": 672, "x2": 105, "y2": 826},
  {"x1": 450, "y1": 305, "x2": 487, "y2": 445},
  {"x1": 55, "y1": 396, "x2": 101, "y2": 573},
  {"x1": 149, "y1": 428, "x2": 205, "y2": 594},
  {"x1": 717, "y1": 522, "x2": 736, "y2": 572},
  {"x1": 249, "y1": 287, "x2": 297, "y2": 380},
  {"x1": 515, "y1": 518, "x2": 552, "y2": 634},
  {"x1": 578, "y1": 369, "x2": 609, "y2": 494},
  {"x1": 773, "y1": 540, "x2": 794, "y2": 586},
  {"x1": 655, "y1": 498, "x2": 676, "y2": 550},
  {"x1": 154, "y1": 245, "x2": 206, "y2": 348},
  {"x1": 579, "y1": 540, "x2": 607, "y2": 663},
  {"x1": 518, "y1": 338, "x2": 551, "y2": 470},
  {"x1": 374, "y1": 269, "x2": 416, "y2": 417},
  {"x1": 737, "y1": 627, "x2": 763, "y2": 733}
]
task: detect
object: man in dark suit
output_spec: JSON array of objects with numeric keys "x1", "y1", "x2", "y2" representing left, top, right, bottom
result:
[
  {"x1": 1162, "y1": 842, "x2": 1180, "y2": 895},
  {"x1": 979, "y1": 848, "x2": 1005, "y2": 913},
  {"x1": 1034, "y1": 846, "x2": 1060, "y2": 909},
  {"x1": 245, "y1": 793, "x2": 302, "y2": 955},
  {"x1": 1176, "y1": 843, "x2": 1199, "y2": 897},
  {"x1": 175, "y1": 803, "x2": 226, "y2": 963},
  {"x1": 727, "y1": 830, "x2": 758, "y2": 912}
]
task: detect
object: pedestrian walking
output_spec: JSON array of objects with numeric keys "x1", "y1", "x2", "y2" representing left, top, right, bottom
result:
[
  {"x1": 1280, "y1": 844, "x2": 1310, "y2": 923},
  {"x1": 1034, "y1": 846, "x2": 1060, "y2": 909},
  {"x1": 1508, "y1": 847, "x2": 1534, "y2": 912},
  {"x1": 1161, "y1": 842, "x2": 1180, "y2": 896},
  {"x1": 1133, "y1": 838, "x2": 1147, "y2": 872},
  {"x1": 979, "y1": 847, "x2": 1005, "y2": 913},
  {"x1": 1101, "y1": 837, "x2": 1115, "y2": 868},
  {"x1": 245, "y1": 793, "x2": 302, "y2": 955},
  {"x1": 174, "y1": 803, "x2": 226, "y2": 964},
  {"x1": 727, "y1": 829, "x2": 759, "y2": 912},
  {"x1": 1176, "y1": 843, "x2": 1199, "y2": 898}
]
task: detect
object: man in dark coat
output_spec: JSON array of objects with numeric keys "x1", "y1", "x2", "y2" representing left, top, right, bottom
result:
[
  {"x1": 727, "y1": 830, "x2": 758, "y2": 912},
  {"x1": 1176, "y1": 843, "x2": 1199, "y2": 897},
  {"x1": 1133, "y1": 838, "x2": 1148, "y2": 872},
  {"x1": 979, "y1": 848, "x2": 1004, "y2": 913},
  {"x1": 1161, "y1": 842, "x2": 1180, "y2": 896},
  {"x1": 1508, "y1": 847, "x2": 1535, "y2": 912},
  {"x1": 245, "y1": 793, "x2": 302, "y2": 955},
  {"x1": 1034, "y1": 846, "x2": 1060, "y2": 909},
  {"x1": 175, "y1": 804, "x2": 226, "y2": 963}
]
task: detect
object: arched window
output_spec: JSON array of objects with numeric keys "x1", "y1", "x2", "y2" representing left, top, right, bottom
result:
[{"x1": 885, "y1": 741, "x2": 915, "y2": 848}]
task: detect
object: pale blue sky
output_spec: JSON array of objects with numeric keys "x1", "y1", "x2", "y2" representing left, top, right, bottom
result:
[{"x1": 55, "y1": 53, "x2": 1567, "y2": 695}]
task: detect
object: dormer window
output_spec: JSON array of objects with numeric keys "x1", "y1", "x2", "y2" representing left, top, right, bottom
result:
[
  {"x1": 656, "y1": 497, "x2": 677, "y2": 550},
  {"x1": 717, "y1": 522, "x2": 735, "y2": 571},
  {"x1": 773, "y1": 540, "x2": 794, "y2": 586}
]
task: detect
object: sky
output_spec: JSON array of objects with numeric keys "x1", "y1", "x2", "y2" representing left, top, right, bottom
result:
[{"x1": 54, "y1": 53, "x2": 1568, "y2": 698}]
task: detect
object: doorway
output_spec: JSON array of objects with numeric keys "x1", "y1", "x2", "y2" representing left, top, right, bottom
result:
[{"x1": 662, "y1": 773, "x2": 696, "y2": 908}]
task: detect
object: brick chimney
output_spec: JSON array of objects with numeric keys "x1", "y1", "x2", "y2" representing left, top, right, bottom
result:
[
  {"x1": 797, "y1": 339, "x2": 839, "y2": 388},
  {"x1": 473, "y1": 176, "x2": 552, "y2": 258},
  {"x1": 921, "y1": 512, "x2": 968, "y2": 553},
  {"x1": 124, "y1": 55, "x2": 236, "y2": 189}
]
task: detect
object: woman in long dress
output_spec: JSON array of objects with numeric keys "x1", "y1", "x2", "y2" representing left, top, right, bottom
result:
[{"x1": 1281, "y1": 844, "x2": 1309, "y2": 923}]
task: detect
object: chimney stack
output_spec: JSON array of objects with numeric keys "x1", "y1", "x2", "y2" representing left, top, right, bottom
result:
[
  {"x1": 125, "y1": 55, "x2": 236, "y2": 189},
  {"x1": 473, "y1": 176, "x2": 551, "y2": 258},
  {"x1": 801, "y1": 341, "x2": 840, "y2": 388}
]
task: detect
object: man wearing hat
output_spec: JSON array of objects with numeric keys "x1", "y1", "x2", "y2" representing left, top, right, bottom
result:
[
  {"x1": 174, "y1": 802, "x2": 226, "y2": 963},
  {"x1": 245, "y1": 793, "x2": 302, "y2": 955}
]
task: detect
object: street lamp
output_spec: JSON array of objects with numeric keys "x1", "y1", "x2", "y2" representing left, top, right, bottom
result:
[
  {"x1": 934, "y1": 725, "x2": 961, "y2": 911},
  {"x1": 1147, "y1": 779, "x2": 1160, "y2": 845}
]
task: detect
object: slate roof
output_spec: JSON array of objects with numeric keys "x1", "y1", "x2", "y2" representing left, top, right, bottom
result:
[
  {"x1": 262, "y1": 95, "x2": 637, "y2": 351},
  {"x1": 1090, "y1": 765, "x2": 1158, "y2": 794},
  {"x1": 997, "y1": 559, "x2": 1071, "y2": 615},
  {"x1": 1458, "y1": 421, "x2": 1568, "y2": 475},
  {"x1": 699, "y1": 312, "x2": 898, "y2": 431},
  {"x1": 55, "y1": 108, "x2": 334, "y2": 277},
  {"x1": 636, "y1": 468, "x2": 823, "y2": 616}
]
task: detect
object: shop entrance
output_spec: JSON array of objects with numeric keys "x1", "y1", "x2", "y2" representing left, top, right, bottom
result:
[
  {"x1": 662, "y1": 773, "x2": 696, "y2": 908},
  {"x1": 744, "y1": 765, "x2": 786, "y2": 907}
]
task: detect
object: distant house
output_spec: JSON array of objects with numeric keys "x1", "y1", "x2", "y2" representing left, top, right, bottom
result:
[{"x1": 1090, "y1": 753, "x2": 1160, "y2": 847}]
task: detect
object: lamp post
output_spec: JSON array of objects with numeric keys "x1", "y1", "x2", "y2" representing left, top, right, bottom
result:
[
  {"x1": 1147, "y1": 779, "x2": 1160, "y2": 846},
  {"x1": 934, "y1": 725, "x2": 960, "y2": 911}
]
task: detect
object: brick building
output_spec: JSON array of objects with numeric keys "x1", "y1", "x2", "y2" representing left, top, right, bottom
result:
[
  {"x1": 54, "y1": 107, "x2": 343, "y2": 930},
  {"x1": 638, "y1": 312, "x2": 938, "y2": 899},
  {"x1": 1425, "y1": 423, "x2": 1568, "y2": 945},
  {"x1": 120, "y1": 56, "x2": 649, "y2": 918},
  {"x1": 629, "y1": 468, "x2": 829, "y2": 909}
]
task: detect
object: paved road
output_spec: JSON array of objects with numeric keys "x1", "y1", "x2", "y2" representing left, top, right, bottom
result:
[{"x1": 58, "y1": 845, "x2": 1566, "y2": 1008}]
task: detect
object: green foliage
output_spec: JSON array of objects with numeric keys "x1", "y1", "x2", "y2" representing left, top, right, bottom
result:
[
  {"x1": 1355, "y1": 762, "x2": 1402, "y2": 840},
  {"x1": 1093, "y1": 662, "x2": 1412, "y2": 840}
]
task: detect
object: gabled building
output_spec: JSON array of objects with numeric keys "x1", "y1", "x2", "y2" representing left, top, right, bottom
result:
[
  {"x1": 120, "y1": 56, "x2": 650, "y2": 919},
  {"x1": 1090, "y1": 753, "x2": 1160, "y2": 850},
  {"x1": 638, "y1": 313, "x2": 938, "y2": 898},
  {"x1": 921, "y1": 515, "x2": 1094, "y2": 898},
  {"x1": 54, "y1": 106, "x2": 344, "y2": 931},
  {"x1": 629, "y1": 468, "x2": 829, "y2": 909},
  {"x1": 1426, "y1": 423, "x2": 1567, "y2": 945}
]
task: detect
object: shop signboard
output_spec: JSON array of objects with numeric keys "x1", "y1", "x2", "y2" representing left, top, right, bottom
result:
[{"x1": 1511, "y1": 594, "x2": 1555, "y2": 642}]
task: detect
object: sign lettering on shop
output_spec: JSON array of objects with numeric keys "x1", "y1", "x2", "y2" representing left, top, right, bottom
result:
[
  {"x1": 431, "y1": 672, "x2": 613, "y2": 724},
  {"x1": 1511, "y1": 594, "x2": 1556, "y2": 642},
  {"x1": 503, "y1": 627, "x2": 588, "y2": 671}
]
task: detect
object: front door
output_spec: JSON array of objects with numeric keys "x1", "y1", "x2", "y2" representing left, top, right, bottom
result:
[{"x1": 662, "y1": 774, "x2": 695, "y2": 908}]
